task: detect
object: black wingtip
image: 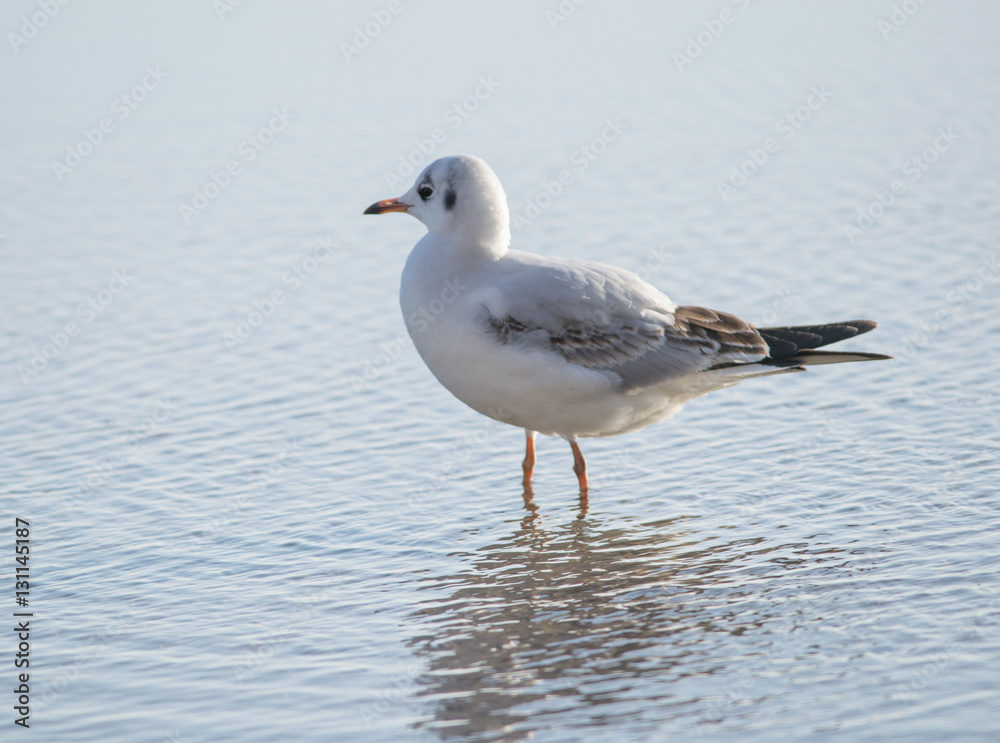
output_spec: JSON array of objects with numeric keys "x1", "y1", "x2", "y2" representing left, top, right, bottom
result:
[
  {"x1": 756, "y1": 319, "x2": 883, "y2": 360},
  {"x1": 847, "y1": 319, "x2": 877, "y2": 334}
]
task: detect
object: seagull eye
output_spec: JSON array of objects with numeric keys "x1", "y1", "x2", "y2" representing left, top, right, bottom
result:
[{"x1": 418, "y1": 185, "x2": 433, "y2": 200}]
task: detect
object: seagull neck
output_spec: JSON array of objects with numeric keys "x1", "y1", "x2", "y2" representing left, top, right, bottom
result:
[
  {"x1": 424, "y1": 231, "x2": 509, "y2": 268},
  {"x1": 433, "y1": 203, "x2": 511, "y2": 263}
]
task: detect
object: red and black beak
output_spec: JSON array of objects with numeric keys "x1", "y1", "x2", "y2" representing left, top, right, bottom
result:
[{"x1": 363, "y1": 198, "x2": 411, "y2": 215}]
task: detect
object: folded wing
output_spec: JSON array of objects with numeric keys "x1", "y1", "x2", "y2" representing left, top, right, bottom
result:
[
  {"x1": 481, "y1": 252, "x2": 889, "y2": 391},
  {"x1": 482, "y1": 253, "x2": 769, "y2": 389}
]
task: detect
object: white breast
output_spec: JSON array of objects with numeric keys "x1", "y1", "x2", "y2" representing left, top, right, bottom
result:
[{"x1": 399, "y1": 258, "x2": 687, "y2": 438}]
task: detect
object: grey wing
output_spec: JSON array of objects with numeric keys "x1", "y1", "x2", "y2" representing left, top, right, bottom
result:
[
  {"x1": 483, "y1": 255, "x2": 768, "y2": 390},
  {"x1": 623, "y1": 305, "x2": 768, "y2": 385},
  {"x1": 542, "y1": 305, "x2": 768, "y2": 389}
]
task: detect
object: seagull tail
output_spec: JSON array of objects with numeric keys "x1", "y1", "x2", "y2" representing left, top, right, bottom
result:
[{"x1": 756, "y1": 319, "x2": 892, "y2": 367}]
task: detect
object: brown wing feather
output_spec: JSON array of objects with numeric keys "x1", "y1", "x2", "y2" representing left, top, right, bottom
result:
[{"x1": 671, "y1": 305, "x2": 769, "y2": 363}]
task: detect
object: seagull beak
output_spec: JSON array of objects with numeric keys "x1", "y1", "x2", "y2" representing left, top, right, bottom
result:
[{"x1": 363, "y1": 198, "x2": 411, "y2": 215}]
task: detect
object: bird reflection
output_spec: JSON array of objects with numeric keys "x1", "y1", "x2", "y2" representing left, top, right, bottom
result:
[
  {"x1": 406, "y1": 512, "x2": 802, "y2": 741},
  {"x1": 521, "y1": 484, "x2": 586, "y2": 527},
  {"x1": 519, "y1": 487, "x2": 540, "y2": 529}
]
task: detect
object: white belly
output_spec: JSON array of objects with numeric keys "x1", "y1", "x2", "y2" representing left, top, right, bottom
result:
[{"x1": 399, "y1": 292, "x2": 687, "y2": 438}]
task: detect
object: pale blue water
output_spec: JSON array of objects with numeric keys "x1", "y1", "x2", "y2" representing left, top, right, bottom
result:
[{"x1": 2, "y1": 1, "x2": 999, "y2": 741}]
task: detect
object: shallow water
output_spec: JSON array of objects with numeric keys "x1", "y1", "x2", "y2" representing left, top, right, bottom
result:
[{"x1": 2, "y1": 1, "x2": 999, "y2": 741}]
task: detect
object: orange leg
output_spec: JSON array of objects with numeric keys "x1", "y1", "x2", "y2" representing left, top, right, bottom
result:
[
  {"x1": 522, "y1": 430, "x2": 537, "y2": 492},
  {"x1": 569, "y1": 439, "x2": 588, "y2": 494}
]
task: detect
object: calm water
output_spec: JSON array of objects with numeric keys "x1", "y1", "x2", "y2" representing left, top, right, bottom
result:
[{"x1": 2, "y1": 1, "x2": 999, "y2": 741}]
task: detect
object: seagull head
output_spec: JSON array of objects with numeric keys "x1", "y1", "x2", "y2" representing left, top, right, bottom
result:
[{"x1": 365, "y1": 155, "x2": 510, "y2": 253}]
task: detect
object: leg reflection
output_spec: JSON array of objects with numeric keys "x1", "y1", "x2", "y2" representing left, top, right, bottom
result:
[{"x1": 521, "y1": 486, "x2": 539, "y2": 529}]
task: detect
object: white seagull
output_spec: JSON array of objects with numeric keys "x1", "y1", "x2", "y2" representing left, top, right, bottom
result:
[{"x1": 364, "y1": 155, "x2": 889, "y2": 498}]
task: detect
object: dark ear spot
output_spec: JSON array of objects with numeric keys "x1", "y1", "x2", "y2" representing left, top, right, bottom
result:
[{"x1": 444, "y1": 188, "x2": 456, "y2": 211}]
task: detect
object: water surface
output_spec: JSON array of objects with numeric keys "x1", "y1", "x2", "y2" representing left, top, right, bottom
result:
[{"x1": 2, "y1": 1, "x2": 999, "y2": 741}]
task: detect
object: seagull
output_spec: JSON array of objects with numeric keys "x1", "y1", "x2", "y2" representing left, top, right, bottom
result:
[{"x1": 364, "y1": 154, "x2": 889, "y2": 499}]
